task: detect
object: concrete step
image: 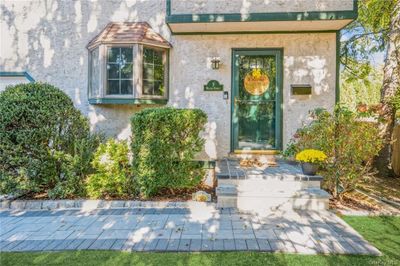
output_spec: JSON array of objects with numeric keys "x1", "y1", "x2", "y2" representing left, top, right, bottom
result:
[
  {"x1": 216, "y1": 185, "x2": 331, "y2": 212},
  {"x1": 217, "y1": 177, "x2": 321, "y2": 189}
]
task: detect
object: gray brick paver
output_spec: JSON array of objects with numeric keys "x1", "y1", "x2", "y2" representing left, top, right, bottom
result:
[
  {"x1": 154, "y1": 239, "x2": 168, "y2": 251},
  {"x1": 100, "y1": 239, "x2": 117, "y2": 250},
  {"x1": 64, "y1": 239, "x2": 85, "y2": 250},
  {"x1": 53, "y1": 240, "x2": 75, "y2": 250},
  {"x1": 166, "y1": 239, "x2": 180, "y2": 251},
  {"x1": 246, "y1": 239, "x2": 260, "y2": 251},
  {"x1": 10, "y1": 240, "x2": 34, "y2": 251},
  {"x1": 201, "y1": 239, "x2": 214, "y2": 251},
  {"x1": 189, "y1": 239, "x2": 202, "y2": 251},
  {"x1": 88, "y1": 239, "x2": 108, "y2": 250},
  {"x1": 143, "y1": 239, "x2": 159, "y2": 251},
  {"x1": 178, "y1": 239, "x2": 191, "y2": 251},
  {"x1": 257, "y1": 239, "x2": 272, "y2": 251},
  {"x1": 234, "y1": 239, "x2": 247, "y2": 250},
  {"x1": 223, "y1": 239, "x2": 235, "y2": 250},
  {"x1": 76, "y1": 239, "x2": 96, "y2": 250},
  {"x1": 44, "y1": 240, "x2": 65, "y2": 251},
  {"x1": 213, "y1": 239, "x2": 224, "y2": 251},
  {"x1": 110, "y1": 239, "x2": 127, "y2": 250},
  {"x1": 121, "y1": 239, "x2": 136, "y2": 251},
  {"x1": 1, "y1": 240, "x2": 23, "y2": 251},
  {"x1": 0, "y1": 241, "x2": 11, "y2": 249},
  {"x1": 30, "y1": 240, "x2": 55, "y2": 251}
]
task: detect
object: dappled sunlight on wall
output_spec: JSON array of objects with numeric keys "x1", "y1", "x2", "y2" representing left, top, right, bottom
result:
[
  {"x1": 0, "y1": 0, "x2": 169, "y2": 140},
  {"x1": 184, "y1": 87, "x2": 195, "y2": 108},
  {"x1": 88, "y1": 104, "x2": 144, "y2": 141},
  {"x1": 1, "y1": 1, "x2": 337, "y2": 158},
  {"x1": 283, "y1": 54, "x2": 334, "y2": 149},
  {"x1": 203, "y1": 122, "x2": 218, "y2": 160}
]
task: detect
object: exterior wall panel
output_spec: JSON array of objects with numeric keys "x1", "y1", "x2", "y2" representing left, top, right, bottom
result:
[{"x1": 1, "y1": 0, "x2": 337, "y2": 159}]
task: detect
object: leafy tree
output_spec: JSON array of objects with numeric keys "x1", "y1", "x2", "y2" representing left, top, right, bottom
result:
[
  {"x1": 341, "y1": 0, "x2": 400, "y2": 177},
  {"x1": 341, "y1": 66, "x2": 382, "y2": 110}
]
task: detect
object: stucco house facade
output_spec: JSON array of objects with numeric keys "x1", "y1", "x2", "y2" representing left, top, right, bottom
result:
[{"x1": 0, "y1": 0, "x2": 357, "y2": 160}]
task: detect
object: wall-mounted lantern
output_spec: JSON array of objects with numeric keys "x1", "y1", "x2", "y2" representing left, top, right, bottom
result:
[{"x1": 211, "y1": 57, "x2": 221, "y2": 69}]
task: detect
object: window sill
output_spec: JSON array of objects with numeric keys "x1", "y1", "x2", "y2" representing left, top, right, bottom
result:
[{"x1": 88, "y1": 98, "x2": 168, "y2": 105}]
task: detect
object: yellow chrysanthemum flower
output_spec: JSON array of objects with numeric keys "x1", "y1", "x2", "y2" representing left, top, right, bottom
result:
[{"x1": 295, "y1": 149, "x2": 327, "y2": 163}]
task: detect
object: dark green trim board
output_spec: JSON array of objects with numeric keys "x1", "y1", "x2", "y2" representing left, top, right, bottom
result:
[
  {"x1": 230, "y1": 48, "x2": 283, "y2": 152},
  {"x1": 336, "y1": 31, "x2": 341, "y2": 103},
  {"x1": 88, "y1": 98, "x2": 168, "y2": 105},
  {"x1": 0, "y1": 71, "x2": 35, "y2": 82},
  {"x1": 167, "y1": 11, "x2": 357, "y2": 24},
  {"x1": 166, "y1": 0, "x2": 358, "y2": 24}
]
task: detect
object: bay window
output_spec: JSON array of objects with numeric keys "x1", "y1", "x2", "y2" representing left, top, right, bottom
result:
[{"x1": 87, "y1": 22, "x2": 171, "y2": 104}]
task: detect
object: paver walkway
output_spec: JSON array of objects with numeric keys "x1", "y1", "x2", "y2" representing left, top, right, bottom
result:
[{"x1": 0, "y1": 204, "x2": 380, "y2": 255}]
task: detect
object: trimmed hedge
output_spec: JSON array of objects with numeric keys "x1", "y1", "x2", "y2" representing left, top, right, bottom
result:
[
  {"x1": 131, "y1": 107, "x2": 207, "y2": 198},
  {"x1": 0, "y1": 83, "x2": 99, "y2": 197}
]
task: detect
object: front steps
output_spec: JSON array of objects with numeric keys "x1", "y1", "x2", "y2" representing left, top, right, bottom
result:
[{"x1": 216, "y1": 158, "x2": 331, "y2": 213}]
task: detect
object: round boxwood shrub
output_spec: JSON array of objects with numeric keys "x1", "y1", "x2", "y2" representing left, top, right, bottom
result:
[
  {"x1": 0, "y1": 82, "x2": 93, "y2": 196},
  {"x1": 131, "y1": 107, "x2": 207, "y2": 198}
]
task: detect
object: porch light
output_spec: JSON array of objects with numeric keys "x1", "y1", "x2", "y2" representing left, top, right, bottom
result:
[{"x1": 211, "y1": 57, "x2": 221, "y2": 69}]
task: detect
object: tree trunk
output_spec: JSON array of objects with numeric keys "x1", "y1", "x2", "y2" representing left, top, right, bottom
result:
[{"x1": 375, "y1": 2, "x2": 400, "y2": 177}]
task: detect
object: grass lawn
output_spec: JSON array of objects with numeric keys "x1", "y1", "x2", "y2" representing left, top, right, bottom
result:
[{"x1": 0, "y1": 216, "x2": 399, "y2": 266}]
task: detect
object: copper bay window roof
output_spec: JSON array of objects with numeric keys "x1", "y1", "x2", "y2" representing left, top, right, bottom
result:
[{"x1": 87, "y1": 22, "x2": 172, "y2": 50}]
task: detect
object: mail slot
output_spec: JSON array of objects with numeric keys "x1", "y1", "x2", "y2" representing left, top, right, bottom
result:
[{"x1": 291, "y1": 84, "x2": 312, "y2": 95}]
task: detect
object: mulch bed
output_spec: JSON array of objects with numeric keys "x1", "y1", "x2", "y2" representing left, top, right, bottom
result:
[{"x1": 18, "y1": 184, "x2": 216, "y2": 202}]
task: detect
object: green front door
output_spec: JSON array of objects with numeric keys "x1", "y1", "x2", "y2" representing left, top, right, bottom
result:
[{"x1": 232, "y1": 49, "x2": 282, "y2": 152}]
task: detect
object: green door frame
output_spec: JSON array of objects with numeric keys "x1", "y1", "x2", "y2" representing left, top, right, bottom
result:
[{"x1": 230, "y1": 48, "x2": 283, "y2": 152}]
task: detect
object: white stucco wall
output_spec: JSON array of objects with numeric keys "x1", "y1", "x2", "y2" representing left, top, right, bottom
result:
[
  {"x1": 0, "y1": 0, "x2": 337, "y2": 159},
  {"x1": 169, "y1": 33, "x2": 336, "y2": 159},
  {"x1": 171, "y1": 0, "x2": 354, "y2": 14}
]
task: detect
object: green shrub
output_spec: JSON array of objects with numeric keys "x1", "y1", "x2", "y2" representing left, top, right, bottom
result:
[
  {"x1": 0, "y1": 83, "x2": 99, "y2": 197},
  {"x1": 131, "y1": 107, "x2": 207, "y2": 198},
  {"x1": 86, "y1": 139, "x2": 134, "y2": 199},
  {"x1": 284, "y1": 106, "x2": 383, "y2": 198},
  {"x1": 47, "y1": 134, "x2": 103, "y2": 199}
]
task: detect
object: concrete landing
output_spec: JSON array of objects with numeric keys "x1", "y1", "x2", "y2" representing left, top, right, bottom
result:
[{"x1": 216, "y1": 158, "x2": 330, "y2": 212}]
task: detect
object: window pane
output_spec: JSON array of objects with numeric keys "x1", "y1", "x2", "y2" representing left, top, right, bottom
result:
[
  {"x1": 120, "y1": 64, "x2": 132, "y2": 79},
  {"x1": 90, "y1": 48, "x2": 100, "y2": 97},
  {"x1": 142, "y1": 47, "x2": 166, "y2": 96},
  {"x1": 154, "y1": 65, "x2": 164, "y2": 81},
  {"x1": 120, "y1": 80, "x2": 133, "y2": 94},
  {"x1": 143, "y1": 80, "x2": 153, "y2": 95},
  {"x1": 154, "y1": 81, "x2": 164, "y2": 96},
  {"x1": 154, "y1": 50, "x2": 163, "y2": 65},
  {"x1": 106, "y1": 47, "x2": 134, "y2": 95},
  {"x1": 121, "y1": 48, "x2": 133, "y2": 62},
  {"x1": 143, "y1": 64, "x2": 154, "y2": 81},
  {"x1": 107, "y1": 64, "x2": 119, "y2": 79},
  {"x1": 108, "y1": 48, "x2": 119, "y2": 62},
  {"x1": 143, "y1": 48, "x2": 153, "y2": 63},
  {"x1": 107, "y1": 80, "x2": 119, "y2": 94}
]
